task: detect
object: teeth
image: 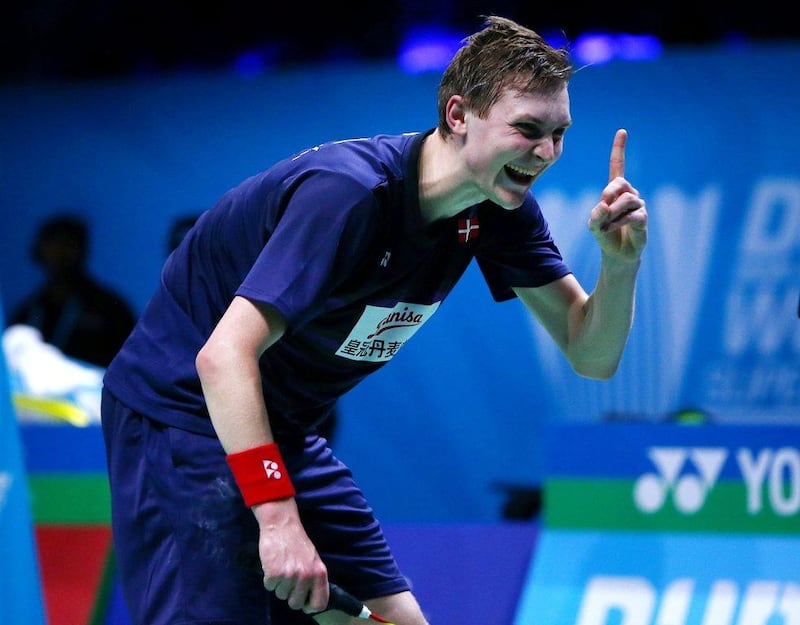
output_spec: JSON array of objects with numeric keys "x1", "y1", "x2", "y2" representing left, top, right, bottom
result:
[{"x1": 507, "y1": 163, "x2": 536, "y2": 176}]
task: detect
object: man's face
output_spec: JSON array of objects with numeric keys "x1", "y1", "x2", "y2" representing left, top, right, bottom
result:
[{"x1": 461, "y1": 84, "x2": 571, "y2": 209}]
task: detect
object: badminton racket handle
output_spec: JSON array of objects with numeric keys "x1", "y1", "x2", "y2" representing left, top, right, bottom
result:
[{"x1": 327, "y1": 583, "x2": 368, "y2": 618}]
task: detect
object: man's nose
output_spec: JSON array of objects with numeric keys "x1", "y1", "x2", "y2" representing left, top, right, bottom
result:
[{"x1": 533, "y1": 136, "x2": 555, "y2": 163}]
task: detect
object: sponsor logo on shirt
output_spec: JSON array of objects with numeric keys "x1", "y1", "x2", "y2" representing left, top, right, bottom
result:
[{"x1": 335, "y1": 302, "x2": 441, "y2": 362}]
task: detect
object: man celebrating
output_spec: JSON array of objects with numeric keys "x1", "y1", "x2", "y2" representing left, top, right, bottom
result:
[{"x1": 102, "y1": 15, "x2": 646, "y2": 625}]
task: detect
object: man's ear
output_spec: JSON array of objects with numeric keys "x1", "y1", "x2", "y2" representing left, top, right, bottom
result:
[{"x1": 445, "y1": 95, "x2": 468, "y2": 136}]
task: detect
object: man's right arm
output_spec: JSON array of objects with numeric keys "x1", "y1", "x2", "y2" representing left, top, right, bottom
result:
[{"x1": 195, "y1": 295, "x2": 329, "y2": 613}]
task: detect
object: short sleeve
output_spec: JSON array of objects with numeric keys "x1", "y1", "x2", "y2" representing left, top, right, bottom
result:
[
  {"x1": 474, "y1": 197, "x2": 572, "y2": 301},
  {"x1": 236, "y1": 171, "x2": 381, "y2": 326}
]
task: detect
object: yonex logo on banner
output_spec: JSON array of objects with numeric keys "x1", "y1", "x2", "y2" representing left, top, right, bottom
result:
[
  {"x1": 545, "y1": 433, "x2": 800, "y2": 533},
  {"x1": 634, "y1": 447, "x2": 727, "y2": 514},
  {"x1": 576, "y1": 575, "x2": 800, "y2": 625},
  {"x1": 632, "y1": 446, "x2": 800, "y2": 519}
]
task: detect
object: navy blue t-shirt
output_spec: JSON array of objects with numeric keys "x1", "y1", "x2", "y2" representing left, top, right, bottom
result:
[{"x1": 104, "y1": 130, "x2": 571, "y2": 435}]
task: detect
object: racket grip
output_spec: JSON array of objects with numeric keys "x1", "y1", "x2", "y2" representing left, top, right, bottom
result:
[{"x1": 327, "y1": 583, "x2": 369, "y2": 618}]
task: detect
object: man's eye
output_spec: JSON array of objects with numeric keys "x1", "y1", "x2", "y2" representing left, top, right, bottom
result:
[{"x1": 517, "y1": 125, "x2": 543, "y2": 139}]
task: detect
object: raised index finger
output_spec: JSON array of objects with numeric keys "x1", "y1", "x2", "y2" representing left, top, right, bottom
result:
[{"x1": 608, "y1": 128, "x2": 627, "y2": 182}]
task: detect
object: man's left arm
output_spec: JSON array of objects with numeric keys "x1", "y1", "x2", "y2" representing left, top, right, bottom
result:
[
  {"x1": 514, "y1": 255, "x2": 639, "y2": 380},
  {"x1": 514, "y1": 129, "x2": 647, "y2": 380}
]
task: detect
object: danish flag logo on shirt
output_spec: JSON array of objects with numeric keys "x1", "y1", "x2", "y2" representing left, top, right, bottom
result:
[{"x1": 457, "y1": 217, "x2": 480, "y2": 243}]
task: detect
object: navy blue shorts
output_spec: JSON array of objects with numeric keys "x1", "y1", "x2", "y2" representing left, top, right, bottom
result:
[{"x1": 101, "y1": 388, "x2": 410, "y2": 625}]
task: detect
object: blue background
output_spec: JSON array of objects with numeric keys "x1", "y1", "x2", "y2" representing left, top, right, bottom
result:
[{"x1": 2, "y1": 44, "x2": 799, "y2": 523}]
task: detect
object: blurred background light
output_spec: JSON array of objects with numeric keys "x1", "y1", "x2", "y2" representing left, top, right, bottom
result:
[
  {"x1": 233, "y1": 52, "x2": 266, "y2": 78},
  {"x1": 572, "y1": 32, "x2": 663, "y2": 66},
  {"x1": 573, "y1": 33, "x2": 617, "y2": 65},
  {"x1": 397, "y1": 27, "x2": 466, "y2": 74}
]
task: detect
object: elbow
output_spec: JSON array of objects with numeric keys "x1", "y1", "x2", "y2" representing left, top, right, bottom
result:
[
  {"x1": 195, "y1": 340, "x2": 227, "y2": 386},
  {"x1": 195, "y1": 344, "x2": 213, "y2": 384},
  {"x1": 196, "y1": 335, "x2": 262, "y2": 389}
]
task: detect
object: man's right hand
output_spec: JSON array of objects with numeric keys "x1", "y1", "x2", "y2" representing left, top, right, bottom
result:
[{"x1": 253, "y1": 497, "x2": 330, "y2": 613}]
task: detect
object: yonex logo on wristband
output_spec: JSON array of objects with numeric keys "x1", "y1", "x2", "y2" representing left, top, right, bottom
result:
[
  {"x1": 262, "y1": 460, "x2": 283, "y2": 480},
  {"x1": 226, "y1": 443, "x2": 296, "y2": 505}
]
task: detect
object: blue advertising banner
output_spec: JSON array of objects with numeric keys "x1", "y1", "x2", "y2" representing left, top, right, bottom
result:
[
  {"x1": 514, "y1": 423, "x2": 800, "y2": 625},
  {"x1": 0, "y1": 296, "x2": 47, "y2": 625},
  {"x1": 515, "y1": 531, "x2": 799, "y2": 625}
]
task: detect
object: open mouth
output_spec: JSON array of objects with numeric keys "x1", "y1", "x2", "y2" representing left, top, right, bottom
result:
[{"x1": 504, "y1": 163, "x2": 536, "y2": 185}]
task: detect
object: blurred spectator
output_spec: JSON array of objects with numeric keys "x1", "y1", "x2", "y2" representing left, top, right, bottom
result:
[
  {"x1": 493, "y1": 481, "x2": 543, "y2": 520},
  {"x1": 9, "y1": 213, "x2": 136, "y2": 368}
]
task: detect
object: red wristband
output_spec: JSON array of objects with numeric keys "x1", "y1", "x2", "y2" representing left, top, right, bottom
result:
[{"x1": 225, "y1": 443, "x2": 295, "y2": 506}]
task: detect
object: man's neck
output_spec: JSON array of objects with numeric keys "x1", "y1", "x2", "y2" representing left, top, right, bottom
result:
[{"x1": 417, "y1": 129, "x2": 483, "y2": 224}]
